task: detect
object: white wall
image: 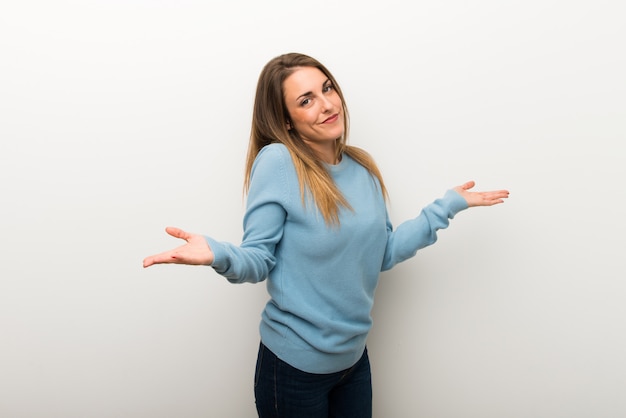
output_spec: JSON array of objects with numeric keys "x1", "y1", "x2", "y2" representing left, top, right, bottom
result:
[{"x1": 1, "y1": 1, "x2": 624, "y2": 417}]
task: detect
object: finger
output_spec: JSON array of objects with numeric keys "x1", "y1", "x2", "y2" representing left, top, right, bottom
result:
[
  {"x1": 474, "y1": 189, "x2": 509, "y2": 199},
  {"x1": 461, "y1": 180, "x2": 475, "y2": 191},
  {"x1": 485, "y1": 190, "x2": 510, "y2": 199},
  {"x1": 143, "y1": 254, "x2": 162, "y2": 268},
  {"x1": 165, "y1": 226, "x2": 191, "y2": 241},
  {"x1": 482, "y1": 193, "x2": 508, "y2": 205},
  {"x1": 143, "y1": 250, "x2": 180, "y2": 267}
]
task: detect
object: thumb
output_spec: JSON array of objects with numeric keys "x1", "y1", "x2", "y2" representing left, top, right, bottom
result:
[
  {"x1": 165, "y1": 226, "x2": 190, "y2": 241},
  {"x1": 459, "y1": 180, "x2": 475, "y2": 191}
]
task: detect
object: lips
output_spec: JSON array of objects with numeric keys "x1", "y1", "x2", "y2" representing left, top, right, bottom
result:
[{"x1": 322, "y1": 114, "x2": 339, "y2": 124}]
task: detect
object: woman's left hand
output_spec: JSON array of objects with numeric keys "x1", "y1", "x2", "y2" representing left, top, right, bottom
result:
[{"x1": 453, "y1": 181, "x2": 509, "y2": 207}]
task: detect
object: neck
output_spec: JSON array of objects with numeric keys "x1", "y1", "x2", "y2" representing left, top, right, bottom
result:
[{"x1": 303, "y1": 140, "x2": 338, "y2": 165}]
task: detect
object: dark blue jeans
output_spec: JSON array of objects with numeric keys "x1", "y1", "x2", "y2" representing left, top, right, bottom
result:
[{"x1": 254, "y1": 342, "x2": 372, "y2": 418}]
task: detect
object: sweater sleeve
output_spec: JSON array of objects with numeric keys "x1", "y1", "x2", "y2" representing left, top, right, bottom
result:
[
  {"x1": 381, "y1": 189, "x2": 468, "y2": 271},
  {"x1": 205, "y1": 145, "x2": 289, "y2": 283}
]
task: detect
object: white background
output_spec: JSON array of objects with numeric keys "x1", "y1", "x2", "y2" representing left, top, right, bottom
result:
[{"x1": 1, "y1": 1, "x2": 625, "y2": 417}]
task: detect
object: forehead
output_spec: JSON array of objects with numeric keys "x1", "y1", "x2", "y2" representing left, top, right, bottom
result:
[{"x1": 283, "y1": 66, "x2": 328, "y2": 98}]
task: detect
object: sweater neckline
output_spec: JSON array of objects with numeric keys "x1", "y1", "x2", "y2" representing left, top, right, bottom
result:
[{"x1": 324, "y1": 153, "x2": 348, "y2": 174}]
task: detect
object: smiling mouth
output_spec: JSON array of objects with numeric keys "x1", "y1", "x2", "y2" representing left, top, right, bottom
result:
[{"x1": 322, "y1": 114, "x2": 339, "y2": 124}]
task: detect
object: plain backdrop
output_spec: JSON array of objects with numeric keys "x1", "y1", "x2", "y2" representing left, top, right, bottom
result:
[{"x1": 1, "y1": 1, "x2": 625, "y2": 417}]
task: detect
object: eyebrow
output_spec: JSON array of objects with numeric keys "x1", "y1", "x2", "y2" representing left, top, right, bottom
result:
[{"x1": 295, "y1": 78, "x2": 331, "y2": 102}]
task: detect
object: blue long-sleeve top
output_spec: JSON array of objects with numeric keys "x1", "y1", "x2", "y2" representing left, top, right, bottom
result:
[{"x1": 205, "y1": 143, "x2": 468, "y2": 373}]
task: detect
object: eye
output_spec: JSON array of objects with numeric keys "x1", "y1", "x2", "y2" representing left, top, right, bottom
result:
[
  {"x1": 299, "y1": 97, "x2": 311, "y2": 106},
  {"x1": 323, "y1": 83, "x2": 334, "y2": 93}
]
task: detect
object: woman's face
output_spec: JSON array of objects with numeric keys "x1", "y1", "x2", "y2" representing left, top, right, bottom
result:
[{"x1": 283, "y1": 66, "x2": 344, "y2": 160}]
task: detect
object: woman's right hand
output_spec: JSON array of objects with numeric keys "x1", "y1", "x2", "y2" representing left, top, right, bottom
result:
[{"x1": 143, "y1": 226, "x2": 214, "y2": 268}]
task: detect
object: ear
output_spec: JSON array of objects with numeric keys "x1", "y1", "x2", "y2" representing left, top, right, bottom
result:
[{"x1": 286, "y1": 120, "x2": 292, "y2": 130}]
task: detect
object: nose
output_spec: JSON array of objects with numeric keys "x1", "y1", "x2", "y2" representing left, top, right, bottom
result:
[{"x1": 320, "y1": 95, "x2": 333, "y2": 113}]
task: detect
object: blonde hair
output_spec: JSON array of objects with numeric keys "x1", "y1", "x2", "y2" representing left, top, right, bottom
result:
[{"x1": 244, "y1": 52, "x2": 388, "y2": 226}]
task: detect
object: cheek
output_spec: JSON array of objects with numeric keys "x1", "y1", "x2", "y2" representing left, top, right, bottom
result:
[
  {"x1": 331, "y1": 92, "x2": 343, "y2": 108},
  {"x1": 293, "y1": 109, "x2": 316, "y2": 125}
]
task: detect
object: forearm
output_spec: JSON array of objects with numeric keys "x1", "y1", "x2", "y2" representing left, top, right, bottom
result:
[
  {"x1": 381, "y1": 189, "x2": 468, "y2": 271},
  {"x1": 206, "y1": 237, "x2": 277, "y2": 284}
]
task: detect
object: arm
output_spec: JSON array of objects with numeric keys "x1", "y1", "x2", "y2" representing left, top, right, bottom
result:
[
  {"x1": 142, "y1": 145, "x2": 290, "y2": 284},
  {"x1": 381, "y1": 181, "x2": 509, "y2": 271}
]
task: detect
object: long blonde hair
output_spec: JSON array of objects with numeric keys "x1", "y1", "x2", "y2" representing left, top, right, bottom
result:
[{"x1": 244, "y1": 53, "x2": 387, "y2": 226}]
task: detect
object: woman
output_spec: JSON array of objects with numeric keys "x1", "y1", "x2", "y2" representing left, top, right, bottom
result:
[{"x1": 143, "y1": 52, "x2": 509, "y2": 417}]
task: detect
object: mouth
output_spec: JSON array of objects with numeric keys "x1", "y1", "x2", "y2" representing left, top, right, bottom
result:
[{"x1": 322, "y1": 114, "x2": 339, "y2": 124}]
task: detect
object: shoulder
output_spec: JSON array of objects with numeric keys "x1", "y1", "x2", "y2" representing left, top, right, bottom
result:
[
  {"x1": 251, "y1": 143, "x2": 293, "y2": 176},
  {"x1": 252, "y1": 143, "x2": 292, "y2": 173},
  {"x1": 255, "y1": 143, "x2": 291, "y2": 164},
  {"x1": 250, "y1": 143, "x2": 296, "y2": 189}
]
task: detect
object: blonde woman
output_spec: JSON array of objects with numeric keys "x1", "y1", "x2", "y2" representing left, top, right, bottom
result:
[{"x1": 143, "y1": 52, "x2": 509, "y2": 418}]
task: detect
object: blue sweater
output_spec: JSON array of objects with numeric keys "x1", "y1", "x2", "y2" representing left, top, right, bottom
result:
[{"x1": 206, "y1": 143, "x2": 468, "y2": 373}]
